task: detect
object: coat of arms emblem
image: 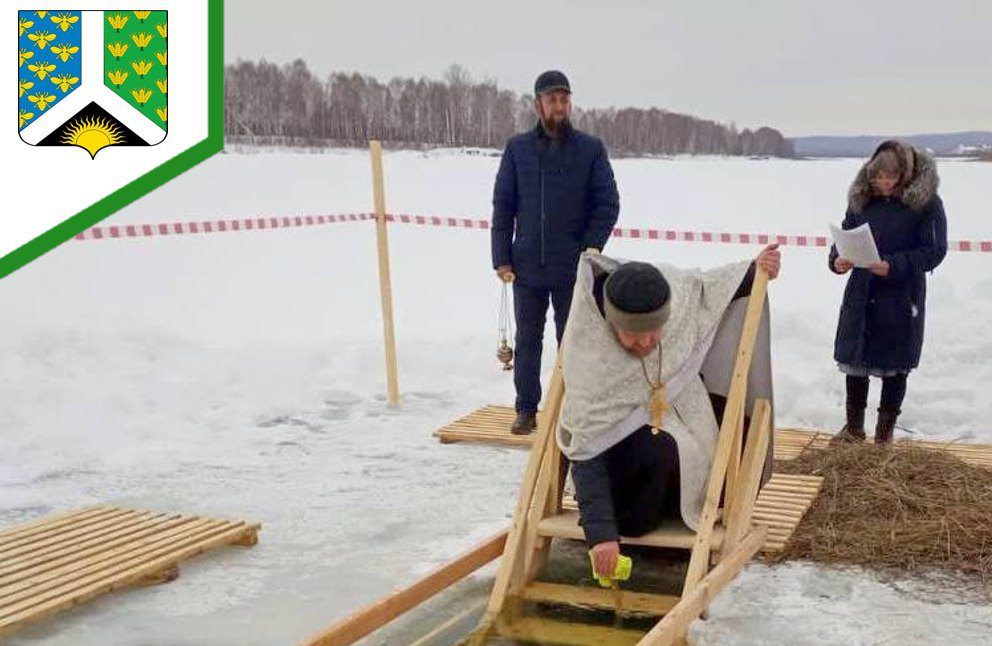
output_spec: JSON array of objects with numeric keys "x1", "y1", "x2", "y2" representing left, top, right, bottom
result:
[{"x1": 18, "y1": 9, "x2": 168, "y2": 158}]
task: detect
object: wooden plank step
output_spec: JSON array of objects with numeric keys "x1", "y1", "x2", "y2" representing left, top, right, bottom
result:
[
  {"x1": 537, "y1": 510, "x2": 724, "y2": 551},
  {"x1": 408, "y1": 601, "x2": 485, "y2": 646},
  {"x1": 0, "y1": 507, "x2": 260, "y2": 637},
  {"x1": 495, "y1": 613, "x2": 644, "y2": 646},
  {"x1": 556, "y1": 472, "x2": 822, "y2": 554},
  {"x1": 518, "y1": 582, "x2": 679, "y2": 617}
]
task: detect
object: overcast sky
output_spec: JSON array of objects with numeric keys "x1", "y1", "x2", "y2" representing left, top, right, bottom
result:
[{"x1": 226, "y1": 0, "x2": 990, "y2": 137}]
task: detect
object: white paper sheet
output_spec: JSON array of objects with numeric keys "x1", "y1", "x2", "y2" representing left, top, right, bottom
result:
[{"x1": 830, "y1": 223, "x2": 881, "y2": 267}]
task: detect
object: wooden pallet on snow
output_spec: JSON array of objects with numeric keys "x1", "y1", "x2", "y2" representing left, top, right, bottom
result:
[
  {"x1": 0, "y1": 506, "x2": 260, "y2": 637},
  {"x1": 434, "y1": 405, "x2": 534, "y2": 448},
  {"x1": 774, "y1": 427, "x2": 992, "y2": 467}
]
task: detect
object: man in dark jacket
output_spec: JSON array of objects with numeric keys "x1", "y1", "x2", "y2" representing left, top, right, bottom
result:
[{"x1": 491, "y1": 70, "x2": 620, "y2": 434}]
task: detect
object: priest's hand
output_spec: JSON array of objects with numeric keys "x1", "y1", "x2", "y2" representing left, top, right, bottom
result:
[
  {"x1": 757, "y1": 243, "x2": 781, "y2": 279},
  {"x1": 591, "y1": 540, "x2": 620, "y2": 578}
]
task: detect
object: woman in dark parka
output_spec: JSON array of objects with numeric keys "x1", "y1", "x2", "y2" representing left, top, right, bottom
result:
[{"x1": 829, "y1": 140, "x2": 948, "y2": 443}]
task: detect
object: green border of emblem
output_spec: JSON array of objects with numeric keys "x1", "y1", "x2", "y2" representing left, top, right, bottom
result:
[{"x1": 2, "y1": 0, "x2": 223, "y2": 279}]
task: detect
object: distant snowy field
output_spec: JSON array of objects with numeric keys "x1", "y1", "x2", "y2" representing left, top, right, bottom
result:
[{"x1": 2, "y1": 149, "x2": 991, "y2": 644}]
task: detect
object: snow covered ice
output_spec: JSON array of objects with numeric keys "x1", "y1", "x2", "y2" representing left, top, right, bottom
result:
[{"x1": 2, "y1": 148, "x2": 992, "y2": 644}]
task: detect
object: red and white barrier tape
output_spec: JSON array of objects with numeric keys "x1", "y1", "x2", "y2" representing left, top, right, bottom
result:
[
  {"x1": 618, "y1": 229, "x2": 830, "y2": 247},
  {"x1": 73, "y1": 213, "x2": 375, "y2": 240},
  {"x1": 74, "y1": 213, "x2": 990, "y2": 252},
  {"x1": 384, "y1": 213, "x2": 490, "y2": 229},
  {"x1": 616, "y1": 227, "x2": 990, "y2": 252}
]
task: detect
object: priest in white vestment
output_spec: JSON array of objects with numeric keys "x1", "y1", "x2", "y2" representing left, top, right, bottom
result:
[{"x1": 558, "y1": 245, "x2": 781, "y2": 577}]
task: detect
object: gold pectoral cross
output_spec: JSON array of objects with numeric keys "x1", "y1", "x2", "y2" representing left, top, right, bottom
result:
[{"x1": 649, "y1": 383, "x2": 668, "y2": 434}]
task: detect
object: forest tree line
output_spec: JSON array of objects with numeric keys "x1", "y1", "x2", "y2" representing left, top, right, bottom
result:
[{"x1": 226, "y1": 60, "x2": 795, "y2": 157}]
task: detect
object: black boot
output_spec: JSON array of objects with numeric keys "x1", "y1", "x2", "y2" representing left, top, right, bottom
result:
[
  {"x1": 874, "y1": 408, "x2": 899, "y2": 444},
  {"x1": 510, "y1": 411, "x2": 537, "y2": 435},
  {"x1": 833, "y1": 404, "x2": 866, "y2": 443}
]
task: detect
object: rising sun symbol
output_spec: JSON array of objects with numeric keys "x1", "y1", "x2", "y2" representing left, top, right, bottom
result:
[{"x1": 60, "y1": 116, "x2": 125, "y2": 158}]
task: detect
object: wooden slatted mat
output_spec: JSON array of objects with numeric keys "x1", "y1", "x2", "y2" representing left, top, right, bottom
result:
[
  {"x1": 775, "y1": 428, "x2": 992, "y2": 467},
  {"x1": 773, "y1": 428, "x2": 828, "y2": 460},
  {"x1": 435, "y1": 407, "x2": 992, "y2": 470},
  {"x1": 435, "y1": 405, "x2": 533, "y2": 448},
  {"x1": 0, "y1": 506, "x2": 260, "y2": 636},
  {"x1": 749, "y1": 473, "x2": 822, "y2": 551},
  {"x1": 557, "y1": 472, "x2": 822, "y2": 554}
]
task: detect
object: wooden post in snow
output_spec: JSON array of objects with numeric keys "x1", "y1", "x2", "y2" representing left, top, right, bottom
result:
[{"x1": 369, "y1": 140, "x2": 400, "y2": 405}]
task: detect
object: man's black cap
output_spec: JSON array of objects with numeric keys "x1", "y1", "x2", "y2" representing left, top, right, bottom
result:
[
  {"x1": 604, "y1": 262, "x2": 672, "y2": 332},
  {"x1": 534, "y1": 70, "x2": 571, "y2": 96},
  {"x1": 606, "y1": 262, "x2": 670, "y2": 313}
]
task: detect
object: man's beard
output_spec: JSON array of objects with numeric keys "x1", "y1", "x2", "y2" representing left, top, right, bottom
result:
[
  {"x1": 542, "y1": 115, "x2": 569, "y2": 137},
  {"x1": 622, "y1": 343, "x2": 657, "y2": 359}
]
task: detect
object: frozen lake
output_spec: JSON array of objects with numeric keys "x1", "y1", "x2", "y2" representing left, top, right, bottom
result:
[{"x1": 2, "y1": 149, "x2": 991, "y2": 644}]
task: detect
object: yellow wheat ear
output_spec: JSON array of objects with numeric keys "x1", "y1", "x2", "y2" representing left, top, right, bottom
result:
[
  {"x1": 132, "y1": 32, "x2": 154, "y2": 50},
  {"x1": 108, "y1": 13, "x2": 128, "y2": 32},
  {"x1": 107, "y1": 70, "x2": 129, "y2": 88},
  {"x1": 107, "y1": 42, "x2": 129, "y2": 59},
  {"x1": 131, "y1": 88, "x2": 153, "y2": 105},
  {"x1": 132, "y1": 60, "x2": 154, "y2": 77}
]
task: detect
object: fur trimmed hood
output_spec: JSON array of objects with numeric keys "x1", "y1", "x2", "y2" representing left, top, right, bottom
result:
[{"x1": 847, "y1": 140, "x2": 940, "y2": 214}]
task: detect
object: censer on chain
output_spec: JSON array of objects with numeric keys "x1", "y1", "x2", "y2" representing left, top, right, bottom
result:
[{"x1": 497, "y1": 271, "x2": 515, "y2": 371}]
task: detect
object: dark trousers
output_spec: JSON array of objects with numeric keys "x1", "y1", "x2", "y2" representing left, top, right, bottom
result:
[
  {"x1": 846, "y1": 374, "x2": 908, "y2": 412},
  {"x1": 513, "y1": 282, "x2": 574, "y2": 413},
  {"x1": 606, "y1": 427, "x2": 682, "y2": 536},
  {"x1": 569, "y1": 393, "x2": 754, "y2": 546}
]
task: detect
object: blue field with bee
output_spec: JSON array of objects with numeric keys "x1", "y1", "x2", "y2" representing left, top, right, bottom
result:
[{"x1": 18, "y1": 11, "x2": 82, "y2": 129}]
